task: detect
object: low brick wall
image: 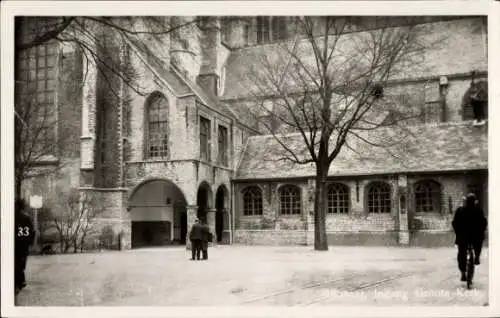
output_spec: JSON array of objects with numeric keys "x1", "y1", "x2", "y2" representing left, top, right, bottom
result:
[
  {"x1": 233, "y1": 229, "x2": 483, "y2": 247},
  {"x1": 410, "y1": 230, "x2": 490, "y2": 247},
  {"x1": 326, "y1": 215, "x2": 396, "y2": 232},
  {"x1": 234, "y1": 230, "x2": 308, "y2": 245},
  {"x1": 410, "y1": 230, "x2": 455, "y2": 247},
  {"x1": 327, "y1": 231, "x2": 399, "y2": 246},
  {"x1": 234, "y1": 230, "x2": 400, "y2": 246},
  {"x1": 410, "y1": 214, "x2": 452, "y2": 231}
]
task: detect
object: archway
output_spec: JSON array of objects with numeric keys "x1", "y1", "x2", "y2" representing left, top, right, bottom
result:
[
  {"x1": 196, "y1": 181, "x2": 212, "y2": 223},
  {"x1": 129, "y1": 179, "x2": 187, "y2": 248},
  {"x1": 215, "y1": 185, "x2": 230, "y2": 244}
]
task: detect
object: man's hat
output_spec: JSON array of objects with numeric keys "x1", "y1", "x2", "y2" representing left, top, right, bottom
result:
[{"x1": 466, "y1": 192, "x2": 477, "y2": 200}]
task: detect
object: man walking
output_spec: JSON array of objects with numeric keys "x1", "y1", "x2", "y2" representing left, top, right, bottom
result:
[
  {"x1": 15, "y1": 199, "x2": 35, "y2": 294},
  {"x1": 452, "y1": 193, "x2": 487, "y2": 281},
  {"x1": 189, "y1": 219, "x2": 203, "y2": 260}
]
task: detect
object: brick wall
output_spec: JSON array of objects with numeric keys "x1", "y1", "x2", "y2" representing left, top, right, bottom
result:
[
  {"x1": 77, "y1": 188, "x2": 128, "y2": 249},
  {"x1": 233, "y1": 172, "x2": 487, "y2": 246},
  {"x1": 58, "y1": 44, "x2": 83, "y2": 159},
  {"x1": 81, "y1": 218, "x2": 127, "y2": 250},
  {"x1": 326, "y1": 215, "x2": 396, "y2": 232},
  {"x1": 234, "y1": 230, "x2": 307, "y2": 245},
  {"x1": 79, "y1": 189, "x2": 127, "y2": 219}
]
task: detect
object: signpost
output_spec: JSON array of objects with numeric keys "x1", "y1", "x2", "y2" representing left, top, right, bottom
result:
[{"x1": 29, "y1": 195, "x2": 43, "y2": 252}]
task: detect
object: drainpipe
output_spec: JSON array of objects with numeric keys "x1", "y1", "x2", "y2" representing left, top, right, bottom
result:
[{"x1": 230, "y1": 181, "x2": 235, "y2": 244}]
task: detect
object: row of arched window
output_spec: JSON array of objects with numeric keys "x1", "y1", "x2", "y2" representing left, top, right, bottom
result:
[{"x1": 242, "y1": 180, "x2": 442, "y2": 216}]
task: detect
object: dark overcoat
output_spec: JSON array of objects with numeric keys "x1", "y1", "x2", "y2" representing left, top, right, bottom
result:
[
  {"x1": 201, "y1": 223, "x2": 210, "y2": 250},
  {"x1": 189, "y1": 223, "x2": 204, "y2": 241},
  {"x1": 452, "y1": 204, "x2": 487, "y2": 245}
]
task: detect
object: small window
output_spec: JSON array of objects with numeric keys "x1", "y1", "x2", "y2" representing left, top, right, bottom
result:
[
  {"x1": 257, "y1": 16, "x2": 270, "y2": 44},
  {"x1": 327, "y1": 183, "x2": 349, "y2": 214},
  {"x1": 217, "y1": 125, "x2": 228, "y2": 166},
  {"x1": 367, "y1": 182, "x2": 391, "y2": 214},
  {"x1": 244, "y1": 24, "x2": 250, "y2": 45},
  {"x1": 200, "y1": 116, "x2": 211, "y2": 161},
  {"x1": 462, "y1": 80, "x2": 488, "y2": 121},
  {"x1": 271, "y1": 17, "x2": 287, "y2": 40},
  {"x1": 257, "y1": 16, "x2": 287, "y2": 44},
  {"x1": 221, "y1": 18, "x2": 231, "y2": 44},
  {"x1": 242, "y1": 186, "x2": 263, "y2": 216},
  {"x1": 279, "y1": 185, "x2": 301, "y2": 215}
]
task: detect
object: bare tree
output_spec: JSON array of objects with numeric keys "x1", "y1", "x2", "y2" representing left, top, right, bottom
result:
[
  {"x1": 14, "y1": 16, "x2": 201, "y2": 199},
  {"x1": 243, "y1": 17, "x2": 438, "y2": 250},
  {"x1": 49, "y1": 187, "x2": 106, "y2": 253},
  {"x1": 15, "y1": 90, "x2": 64, "y2": 199}
]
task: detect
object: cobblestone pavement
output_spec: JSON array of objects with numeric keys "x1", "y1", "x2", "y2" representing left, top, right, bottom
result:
[{"x1": 15, "y1": 245, "x2": 489, "y2": 306}]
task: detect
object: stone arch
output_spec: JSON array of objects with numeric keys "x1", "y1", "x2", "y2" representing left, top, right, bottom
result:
[
  {"x1": 196, "y1": 180, "x2": 213, "y2": 223},
  {"x1": 215, "y1": 183, "x2": 230, "y2": 243},
  {"x1": 215, "y1": 183, "x2": 230, "y2": 210},
  {"x1": 128, "y1": 177, "x2": 189, "y2": 203},
  {"x1": 128, "y1": 178, "x2": 188, "y2": 247},
  {"x1": 240, "y1": 184, "x2": 264, "y2": 194}
]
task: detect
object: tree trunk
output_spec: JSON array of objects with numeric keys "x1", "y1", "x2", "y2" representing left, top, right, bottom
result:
[{"x1": 313, "y1": 164, "x2": 329, "y2": 251}]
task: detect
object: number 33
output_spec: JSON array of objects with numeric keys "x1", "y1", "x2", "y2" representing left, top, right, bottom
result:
[{"x1": 17, "y1": 226, "x2": 30, "y2": 237}]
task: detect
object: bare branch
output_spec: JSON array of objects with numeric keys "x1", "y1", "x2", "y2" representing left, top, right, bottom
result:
[{"x1": 16, "y1": 17, "x2": 75, "y2": 52}]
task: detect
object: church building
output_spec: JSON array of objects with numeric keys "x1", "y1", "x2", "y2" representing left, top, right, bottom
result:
[{"x1": 17, "y1": 16, "x2": 488, "y2": 250}]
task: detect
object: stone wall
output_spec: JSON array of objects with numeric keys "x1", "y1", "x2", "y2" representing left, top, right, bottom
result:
[
  {"x1": 170, "y1": 16, "x2": 203, "y2": 82},
  {"x1": 21, "y1": 38, "x2": 83, "y2": 202}
]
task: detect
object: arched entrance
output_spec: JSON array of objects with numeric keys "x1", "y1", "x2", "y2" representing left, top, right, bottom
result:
[
  {"x1": 196, "y1": 181, "x2": 212, "y2": 223},
  {"x1": 129, "y1": 180, "x2": 187, "y2": 248},
  {"x1": 215, "y1": 185, "x2": 230, "y2": 244}
]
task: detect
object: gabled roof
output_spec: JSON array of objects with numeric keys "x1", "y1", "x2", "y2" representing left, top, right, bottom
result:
[
  {"x1": 126, "y1": 37, "x2": 245, "y2": 127},
  {"x1": 127, "y1": 37, "x2": 191, "y2": 95},
  {"x1": 235, "y1": 122, "x2": 487, "y2": 180}
]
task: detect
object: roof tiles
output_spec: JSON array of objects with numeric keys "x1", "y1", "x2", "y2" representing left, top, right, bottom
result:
[{"x1": 236, "y1": 121, "x2": 487, "y2": 180}]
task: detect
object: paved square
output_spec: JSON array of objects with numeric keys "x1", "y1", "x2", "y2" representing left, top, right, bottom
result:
[{"x1": 15, "y1": 246, "x2": 489, "y2": 306}]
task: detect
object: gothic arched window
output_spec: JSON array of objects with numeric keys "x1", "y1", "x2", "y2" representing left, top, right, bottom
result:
[
  {"x1": 242, "y1": 186, "x2": 263, "y2": 216},
  {"x1": 146, "y1": 92, "x2": 169, "y2": 158},
  {"x1": 327, "y1": 183, "x2": 350, "y2": 214},
  {"x1": 367, "y1": 182, "x2": 391, "y2": 214},
  {"x1": 279, "y1": 185, "x2": 301, "y2": 215}
]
